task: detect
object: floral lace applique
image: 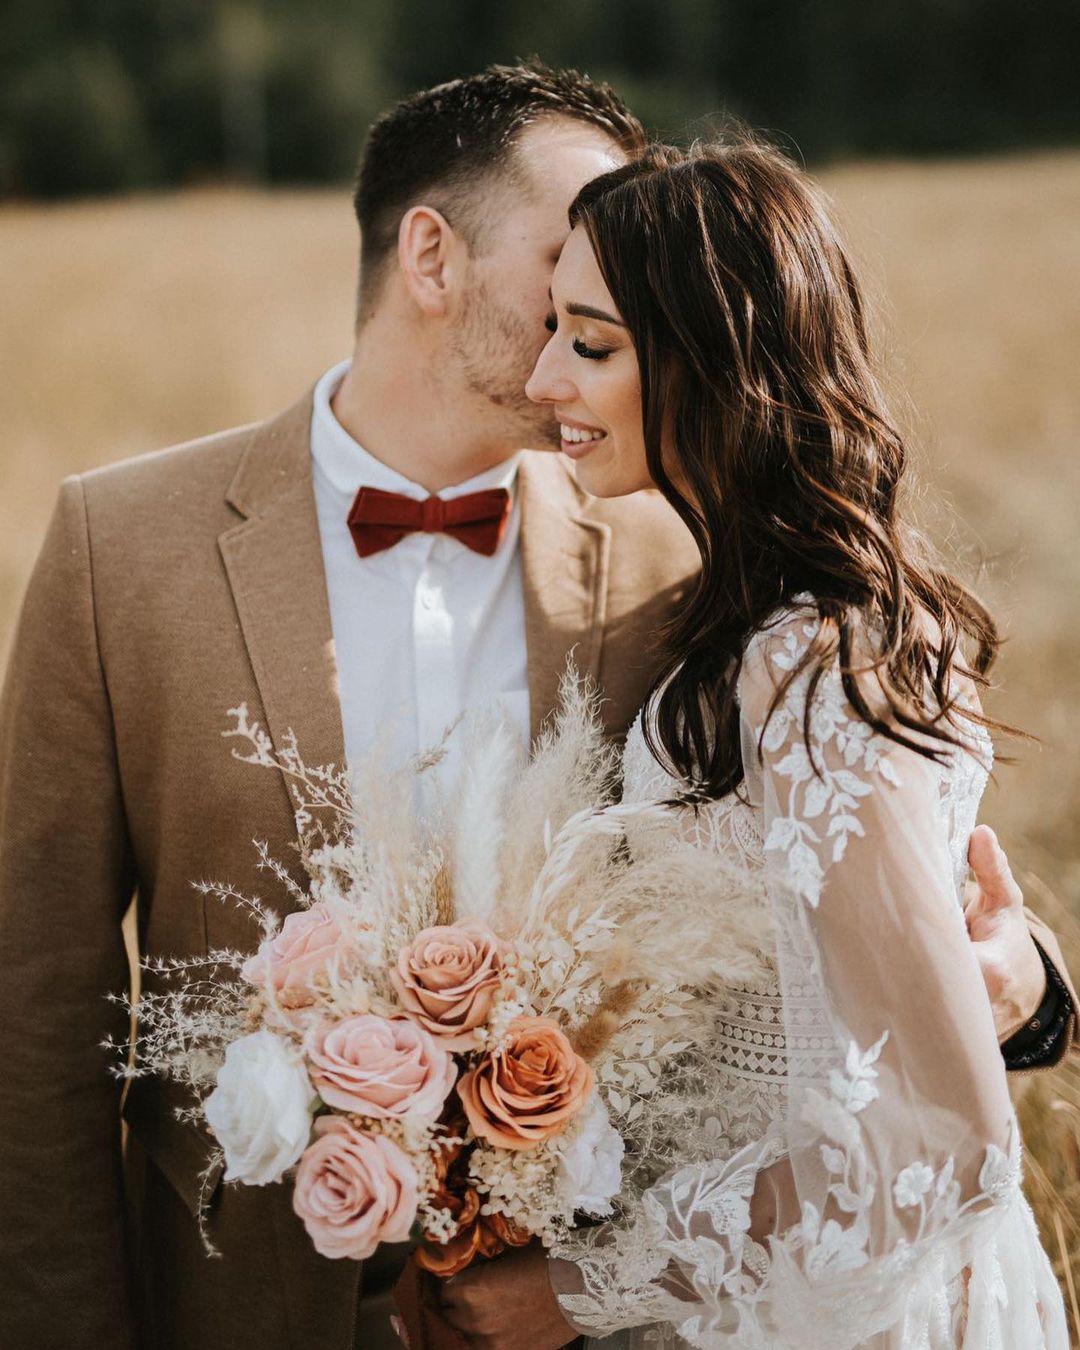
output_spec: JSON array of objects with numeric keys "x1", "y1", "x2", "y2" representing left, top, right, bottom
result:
[{"x1": 750, "y1": 617, "x2": 903, "y2": 910}]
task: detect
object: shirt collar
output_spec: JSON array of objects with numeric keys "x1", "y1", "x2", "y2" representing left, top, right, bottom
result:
[{"x1": 311, "y1": 359, "x2": 521, "y2": 502}]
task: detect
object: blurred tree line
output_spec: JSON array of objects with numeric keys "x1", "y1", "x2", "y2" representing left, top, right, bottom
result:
[{"x1": 3, "y1": 0, "x2": 1079, "y2": 198}]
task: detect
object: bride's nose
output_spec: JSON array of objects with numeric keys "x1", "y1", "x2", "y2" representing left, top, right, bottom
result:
[{"x1": 526, "y1": 339, "x2": 575, "y2": 406}]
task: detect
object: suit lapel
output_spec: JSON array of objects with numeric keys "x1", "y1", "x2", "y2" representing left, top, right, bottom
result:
[
  {"x1": 218, "y1": 393, "x2": 346, "y2": 841},
  {"x1": 218, "y1": 429, "x2": 611, "y2": 818},
  {"x1": 518, "y1": 453, "x2": 611, "y2": 741}
]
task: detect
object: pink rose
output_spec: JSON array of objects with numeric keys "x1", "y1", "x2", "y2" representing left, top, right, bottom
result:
[
  {"x1": 293, "y1": 1116, "x2": 418, "y2": 1260},
  {"x1": 242, "y1": 904, "x2": 348, "y2": 1008},
  {"x1": 391, "y1": 918, "x2": 506, "y2": 1050},
  {"x1": 306, "y1": 1014, "x2": 456, "y2": 1119}
]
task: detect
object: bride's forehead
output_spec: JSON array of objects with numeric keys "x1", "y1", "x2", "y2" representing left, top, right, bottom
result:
[{"x1": 551, "y1": 227, "x2": 606, "y2": 295}]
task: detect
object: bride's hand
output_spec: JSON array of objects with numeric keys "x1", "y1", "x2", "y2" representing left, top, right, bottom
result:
[
  {"x1": 965, "y1": 824, "x2": 1046, "y2": 1040},
  {"x1": 438, "y1": 1243, "x2": 579, "y2": 1349}
]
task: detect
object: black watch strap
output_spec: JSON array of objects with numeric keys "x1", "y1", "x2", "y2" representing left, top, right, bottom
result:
[{"x1": 1001, "y1": 941, "x2": 1074, "y2": 1070}]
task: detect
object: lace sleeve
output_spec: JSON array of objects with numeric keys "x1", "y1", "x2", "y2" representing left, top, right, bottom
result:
[{"x1": 552, "y1": 612, "x2": 1063, "y2": 1348}]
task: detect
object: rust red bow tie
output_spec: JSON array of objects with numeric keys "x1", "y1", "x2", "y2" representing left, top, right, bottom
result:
[{"x1": 347, "y1": 485, "x2": 512, "y2": 558}]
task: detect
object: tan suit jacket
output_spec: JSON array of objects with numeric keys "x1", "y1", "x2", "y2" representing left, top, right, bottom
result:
[{"x1": 0, "y1": 392, "x2": 1074, "y2": 1350}]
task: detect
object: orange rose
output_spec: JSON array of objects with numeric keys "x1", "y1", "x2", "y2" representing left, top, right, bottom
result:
[
  {"x1": 416, "y1": 1193, "x2": 532, "y2": 1277},
  {"x1": 416, "y1": 1118, "x2": 492, "y2": 1278},
  {"x1": 415, "y1": 1101, "x2": 536, "y2": 1276},
  {"x1": 457, "y1": 1015, "x2": 594, "y2": 1151},
  {"x1": 484, "y1": 1211, "x2": 532, "y2": 1248},
  {"x1": 415, "y1": 1190, "x2": 495, "y2": 1277}
]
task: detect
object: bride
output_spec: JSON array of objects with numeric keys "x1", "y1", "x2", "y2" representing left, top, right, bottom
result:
[{"x1": 438, "y1": 137, "x2": 1069, "y2": 1347}]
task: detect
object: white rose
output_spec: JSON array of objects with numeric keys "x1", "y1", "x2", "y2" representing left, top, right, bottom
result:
[
  {"x1": 204, "y1": 1029, "x2": 316, "y2": 1185},
  {"x1": 554, "y1": 1092, "x2": 624, "y2": 1218}
]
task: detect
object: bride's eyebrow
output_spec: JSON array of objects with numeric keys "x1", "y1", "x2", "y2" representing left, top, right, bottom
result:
[
  {"x1": 545, "y1": 290, "x2": 628, "y2": 330},
  {"x1": 565, "y1": 302, "x2": 627, "y2": 328}
]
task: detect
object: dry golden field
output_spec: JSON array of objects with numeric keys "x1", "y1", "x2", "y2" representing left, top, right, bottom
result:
[{"x1": 2, "y1": 153, "x2": 1079, "y2": 1321}]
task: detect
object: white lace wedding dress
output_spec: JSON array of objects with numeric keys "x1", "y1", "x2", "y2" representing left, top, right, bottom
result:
[{"x1": 553, "y1": 606, "x2": 1067, "y2": 1349}]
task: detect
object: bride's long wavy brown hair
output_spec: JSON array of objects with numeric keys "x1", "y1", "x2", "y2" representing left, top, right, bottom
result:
[{"x1": 569, "y1": 136, "x2": 1001, "y2": 798}]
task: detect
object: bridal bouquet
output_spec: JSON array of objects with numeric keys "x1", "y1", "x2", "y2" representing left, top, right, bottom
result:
[{"x1": 112, "y1": 679, "x2": 770, "y2": 1276}]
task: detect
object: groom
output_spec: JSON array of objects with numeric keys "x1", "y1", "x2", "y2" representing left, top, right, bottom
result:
[{"x1": 0, "y1": 61, "x2": 1074, "y2": 1350}]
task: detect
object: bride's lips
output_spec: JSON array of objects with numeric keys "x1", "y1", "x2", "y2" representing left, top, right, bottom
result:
[{"x1": 558, "y1": 415, "x2": 608, "y2": 461}]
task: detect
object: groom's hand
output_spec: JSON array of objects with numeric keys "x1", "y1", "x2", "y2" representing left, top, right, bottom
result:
[
  {"x1": 439, "y1": 1244, "x2": 578, "y2": 1350},
  {"x1": 965, "y1": 825, "x2": 1046, "y2": 1041}
]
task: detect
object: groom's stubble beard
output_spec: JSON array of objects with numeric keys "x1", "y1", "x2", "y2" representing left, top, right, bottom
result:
[{"x1": 449, "y1": 273, "x2": 562, "y2": 452}]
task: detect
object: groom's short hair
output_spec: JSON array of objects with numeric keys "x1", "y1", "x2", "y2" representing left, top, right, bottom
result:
[{"x1": 353, "y1": 60, "x2": 645, "y2": 316}]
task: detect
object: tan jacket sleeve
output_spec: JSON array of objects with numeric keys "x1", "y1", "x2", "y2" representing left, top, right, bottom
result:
[
  {"x1": 0, "y1": 477, "x2": 137, "y2": 1349},
  {"x1": 1022, "y1": 909, "x2": 1079, "y2": 1069}
]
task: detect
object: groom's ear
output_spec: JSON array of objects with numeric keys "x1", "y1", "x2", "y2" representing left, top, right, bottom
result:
[{"x1": 397, "y1": 205, "x2": 459, "y2": 319}]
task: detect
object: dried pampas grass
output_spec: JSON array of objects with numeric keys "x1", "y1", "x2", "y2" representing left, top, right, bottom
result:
[
  {"x1": 495, "y1": 669, "x2": 620, "y2": 919},
  {"x1": 448, "y1": 707, "x2": 525, "y2": 922}
]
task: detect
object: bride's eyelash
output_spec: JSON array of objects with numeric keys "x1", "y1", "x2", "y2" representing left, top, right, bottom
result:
[
  {"x1": 545, "y1": 311, "x2": 611, "y2": 360},
  {"x1": 572, "y1": 337, "x2": 612, "y2": 361}
]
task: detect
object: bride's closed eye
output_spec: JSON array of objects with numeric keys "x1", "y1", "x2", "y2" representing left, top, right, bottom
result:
[
  {"x1": 571, "y1": 336, "x2": 613, "y2": 361},
  {"x1": 543, "y1": 311, "x2": 613, "y2": 360}
]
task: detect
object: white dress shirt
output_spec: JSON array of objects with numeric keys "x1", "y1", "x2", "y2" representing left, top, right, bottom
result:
[{"x1": 310, "y1": 360, "x2": 530, "y2": 816}]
